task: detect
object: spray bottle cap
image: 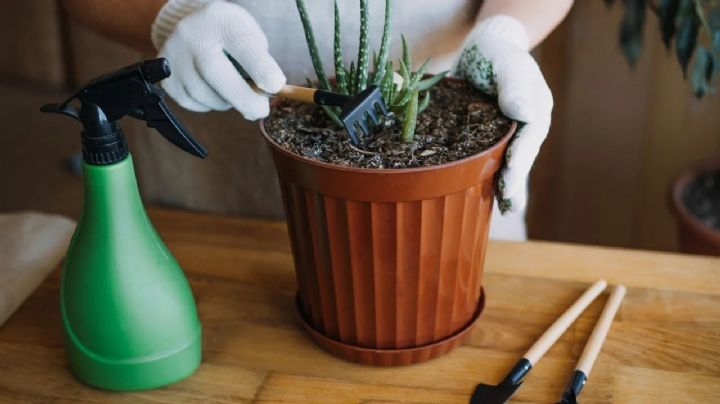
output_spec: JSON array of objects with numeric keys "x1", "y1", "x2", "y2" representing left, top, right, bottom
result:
[{"x1": 41, "y1": 58, "x2": 207, "y2": 165}]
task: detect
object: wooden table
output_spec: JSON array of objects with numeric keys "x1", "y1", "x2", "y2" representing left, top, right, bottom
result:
[{"x1": 1, "y1": 209, "x2": 719, "y2": 403}]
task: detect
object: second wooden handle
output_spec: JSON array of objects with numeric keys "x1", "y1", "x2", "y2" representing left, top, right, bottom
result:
[
  {"x1": 576, "y1": 285, "x2": 626, "y2": 375},
  {"x1": 524, "y1": 279, "x2": 608, "y2": 365}
]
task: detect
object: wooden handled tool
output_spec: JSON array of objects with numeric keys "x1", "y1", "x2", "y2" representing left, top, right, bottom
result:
[
  {"x1": 469, "y1": 279, "x2": 608, "y2": 404},
  {"x1": 558, "y1": 285, "x2": 626, "y2": 404},
  {"x1": 227, "y1": 52, "x2": 388, "y2": 145}
]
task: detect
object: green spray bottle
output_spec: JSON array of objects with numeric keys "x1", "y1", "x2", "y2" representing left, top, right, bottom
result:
[{"x1": 41, "y1": 58, "x2": 205, "y2": 390}]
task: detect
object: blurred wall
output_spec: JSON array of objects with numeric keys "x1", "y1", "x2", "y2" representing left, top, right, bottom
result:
[
  {"x1": 0, "y1": 1, "x2": 139, "y2": 220},
  {"x1": 529, "y1": 1, "x2": 720, "y2": 251},
  {"x1": 1, "y1": 1, "x2": 718, "y2": 251}
]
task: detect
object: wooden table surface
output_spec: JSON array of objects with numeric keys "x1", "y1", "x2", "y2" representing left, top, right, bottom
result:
[{"x1": 1, "y1": 209, "x2": 719, "y2": 403}]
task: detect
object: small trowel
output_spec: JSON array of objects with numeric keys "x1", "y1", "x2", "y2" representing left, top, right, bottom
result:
[
  {"x1": 470, "y1": 280, "x2": 608, "y2": 404},
  {"x1": 557, "y1": 285, "x2": 626, "y2": 404}
]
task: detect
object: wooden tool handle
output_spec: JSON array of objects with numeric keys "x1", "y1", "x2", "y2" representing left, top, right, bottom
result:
[
  {"x1": 275, "y1": 84, "x2": 316, "y2": 103},
  {"x1": 523, "y1": 279, "x2": 607, "y2": 365},
  {"x1": 249, "y1": 82, "x2": 316, "y2": 104},
  {"x1": 575, "y1": 285, "x2": 626, "y2": 376}
]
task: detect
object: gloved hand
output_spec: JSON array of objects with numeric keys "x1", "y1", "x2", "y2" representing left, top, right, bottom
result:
[
  {"x1": 455, "y1": 15, "x2": 553, "y2": 214},
  {"x1": 151, "y1": 0, "x2": 286, "y2": 120}
]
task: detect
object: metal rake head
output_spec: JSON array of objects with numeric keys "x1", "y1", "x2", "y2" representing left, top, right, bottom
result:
[{"x1": 339, "y1": 85, "x2": 388, "y2": 145}]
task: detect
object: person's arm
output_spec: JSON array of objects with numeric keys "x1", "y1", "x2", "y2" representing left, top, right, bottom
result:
[
  {"x1": 60, "y1": 0, "x2": 164, "y2": 53},
  {"x1": 477, "y1": 0, "x2": 574, "y2": 49}
]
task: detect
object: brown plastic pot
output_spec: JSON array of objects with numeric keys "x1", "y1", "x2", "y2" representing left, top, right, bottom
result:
[
  {"x1": 260, "y1": 83, "x2": 516, "y2": 366},
  {"x1": 669, "y1": 156, "x2": 720, "y2": 256}
]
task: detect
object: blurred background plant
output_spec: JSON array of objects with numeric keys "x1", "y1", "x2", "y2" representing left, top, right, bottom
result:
[
  {"x1": 611, "y1": 0, "x2": 720, "y2": 97},
  {"x1": 295, "y1": 0, "x2": 447, "y2": 141}
]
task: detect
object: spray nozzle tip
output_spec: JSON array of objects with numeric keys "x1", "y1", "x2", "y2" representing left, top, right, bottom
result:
[{"x1": 141, "y1": 58, "x2": 171, "y2": 83}]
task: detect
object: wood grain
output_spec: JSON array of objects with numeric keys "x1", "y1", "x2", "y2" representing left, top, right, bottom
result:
[{"x1": 0, "y1": 209, "x2": 718, "y2": 403}]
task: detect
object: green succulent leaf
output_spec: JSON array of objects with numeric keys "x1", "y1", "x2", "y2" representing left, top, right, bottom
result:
[
  {"x1": 355, "y1": 0, "x2": 370, "y2": 93},
  {"x1": 619, "y1": 0, "x2": 646, "y2": 67},
  {"x1": 380, "y1": 60, "x2": 395, "y2": 104},
  {"x1": 333, "y1": 0, "x2": 348, "y2": 94},
  {"x1": 401, "y1": 89, "x2": 419, "y2": 142},
  {"x1": 401, "y1": 35, "x2": 411, "y2": 72},
  {"x1": 412, "y1": 58, "x2": 431, "y2": 80},
  {"x1": 349, "y1": 60, "x2": 356, "y2": 95},
  {"x1": 418, "y1": 91, "x2": 430, "y2": 113},
  {"x1": 398, "y1": 59, "x2": 411, "y2": 83},
  {"x1": 295, "y1": 0, "x2": 331, "y2": 91},
  {"x1": 322, "y1": 105, "x2": 344, "y2": 127},
  {"x1": 676, "y1": 0, "x2": 700, "y2": 76},
  {"x1": 418, "y1": 71, "x2": 449, "y2": 91},
  {"x1": 394, "y1": 60, "x2": 429, "y2": 106},
  {"x1": 372, "y1": 0, "x2": 393, "y2": 86}
]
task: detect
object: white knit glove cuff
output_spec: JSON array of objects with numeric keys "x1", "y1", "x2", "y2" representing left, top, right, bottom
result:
[
  {"x1": 152, "y1": 0, "x2": 222, "y2": 50},
  {"x1": 466, "y1": 15, "x2": 530, "y2": 52}
]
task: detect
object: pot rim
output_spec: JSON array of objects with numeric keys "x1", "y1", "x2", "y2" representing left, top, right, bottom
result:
[
  {"x1": 259, "y1": 78, "x2": 517, "y2": 175},
  {"x1": 668, "y1": 156, "x2": 720, "y2": 243}
]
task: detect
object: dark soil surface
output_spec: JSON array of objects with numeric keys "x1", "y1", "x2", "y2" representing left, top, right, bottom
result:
[
  {"x1": 264, "y1": 80, "x2": 512, "y2": 169},
  {"x1": 683, "y1": 169, "x2": 720, "y2": 231}
]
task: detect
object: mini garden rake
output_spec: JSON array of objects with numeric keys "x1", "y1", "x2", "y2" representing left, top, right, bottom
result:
[{"x1": 229, "y1": 53, "x2": 388, "y2": 145}]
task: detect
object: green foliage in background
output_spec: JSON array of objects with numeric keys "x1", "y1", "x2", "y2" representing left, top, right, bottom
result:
[
  {"x1": 609, "y1": 0, "x2": 720, "y2": 98},
  {"x1": 294, "y1": 0, "x2": 448, "y2": 142}
]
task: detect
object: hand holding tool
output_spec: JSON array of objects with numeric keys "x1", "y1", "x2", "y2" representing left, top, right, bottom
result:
[
  {"x1": 470, "y1": 279, "x2": 608, "y2": 404},
  {"x1": 558, "y1": 285, "x2": 626, "y2": 404},
  {"x1": 228, "y1": 53, "x2": 388, "y2": 145}
]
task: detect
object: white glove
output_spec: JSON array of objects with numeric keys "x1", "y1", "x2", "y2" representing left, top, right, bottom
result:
[
  {"x1": 152, "y1": 0, "x2": 286, "y2": 120},
  {"x1": 455, "y1": 15, "x2": 553, "y2": 214}
]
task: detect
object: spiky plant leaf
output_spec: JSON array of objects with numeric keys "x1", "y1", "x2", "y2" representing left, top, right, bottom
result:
[
  {"x1": 348, "y1": 60, "x2": 356, "y2": 95},
  {"x1": 355, "y1": 0, "x2": 370, "y2": 92},
  {"x1": 372, "y1": 0, "x2": 392, "y2": 85},
  {"x1": 333, "y1": 0, "x2": 348, "y2": 94},
  {"x1": 418, "y1": 71, "x2": 449, "y2": 91},
  {"x1": 380, "y1": 60, "x2": 395, "y2": 103},
  {"x1": 401, "y1": 89, "x2": 419, "y2": 142},
  {"x1": 295, "y1": 0, "x2": 331, "y2": 90},
  {"x1": 418, "y1": 91, "x2": 430, "y2": 113},
  {"x1": 401, "y1": 34, "x2": 411, "y2": 72},
  {"x1": 398, "y1": 59, "x2": 411, "y2": 82},
  {"x1": 322, "y1": 105, "x2": 344, "y2": 127},
  {"x1": 394, "y1": 60, "x2": 430, "y2": 106}
]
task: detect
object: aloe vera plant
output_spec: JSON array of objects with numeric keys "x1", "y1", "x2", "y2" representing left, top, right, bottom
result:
[{"x1": 294, "y1": 0, "x2": 448, "y2": 141}]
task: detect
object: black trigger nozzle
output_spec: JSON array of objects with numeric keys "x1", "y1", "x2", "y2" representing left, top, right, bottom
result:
[{"x1": 141, "y1": 58, "x2": 171, "y2": 83}]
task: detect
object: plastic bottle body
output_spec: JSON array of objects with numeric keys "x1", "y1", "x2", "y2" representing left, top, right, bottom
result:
[{"x1": 61, "y1": 155, "x2": 201, "y2": 390}]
